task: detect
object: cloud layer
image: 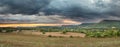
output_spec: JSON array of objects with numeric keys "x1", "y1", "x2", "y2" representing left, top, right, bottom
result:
[{"x1": 0, "y1": 0, "x2": 120, "y2": 23}]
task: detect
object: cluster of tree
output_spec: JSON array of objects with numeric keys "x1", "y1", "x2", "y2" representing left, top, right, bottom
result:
[
  {"x1": 0, "y1": 27, "x2": 17, "y2": 32},
  {"x1": 0, "y1": 26, "x2": 120, "y2": 38},
  {"x1": 38, "y1": 27, "x2": 120, "y2": 37},
  {"x1": 80, "y1": 28, "x2": 120, "y2": 38}
]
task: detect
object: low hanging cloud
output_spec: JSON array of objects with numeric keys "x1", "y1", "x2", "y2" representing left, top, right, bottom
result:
[
  {"x1": 0, "y1": 0, "x2": 120, "y2": 23},
  {"x1": 0, "y1": 14, "x2": 67, "y2": 23}
]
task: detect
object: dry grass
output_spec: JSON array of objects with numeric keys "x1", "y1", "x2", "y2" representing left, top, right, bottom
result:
[
  {"x1": 15, "y1": 31, "x2": 86, "y2": 38},
  {"x1": 41, "y1": 32, "x2": 86, "y2": 38},
  {"x1": 0, "y1": 33, "x2": 120, "y2": 47}
]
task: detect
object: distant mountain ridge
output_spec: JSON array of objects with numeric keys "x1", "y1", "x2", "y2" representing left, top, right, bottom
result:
[
  {"x1": 80, "y1": 20, "x2": 120, "y2": 28},
  {"x1": 79, "y1": 23, "x2": 96, "y2": 27},
  {"x1": 99, "y1": 20, "x2": 120, "y2": 23}
]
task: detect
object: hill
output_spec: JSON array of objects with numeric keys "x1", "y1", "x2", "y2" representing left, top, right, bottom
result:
[
  {"x1": 79, "y1": 20, "x2": 120, "y2": 28},
  {"x1": 79, "y1": 23, "x2": 96, "y2": 27}
]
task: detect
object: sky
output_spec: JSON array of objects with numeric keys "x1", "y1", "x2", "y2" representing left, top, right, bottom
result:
[{"x1": 0, "y1": 0, "x2": 120, "y2": 24}]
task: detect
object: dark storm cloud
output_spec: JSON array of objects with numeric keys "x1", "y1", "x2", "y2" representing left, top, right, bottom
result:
[
  {"x1": 0, "y1": 0, "x2": 50, "y2": 14},
  {"x1": 43, "y1": 0, "x2": 120, "y2": 22},
  {"x1": 0, "y1": 0, "x2": 120, "y2": 23}
]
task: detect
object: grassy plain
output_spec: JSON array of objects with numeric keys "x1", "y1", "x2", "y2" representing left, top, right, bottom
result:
[{"x1": 0, "y1": 33, "x2": 120, "y2": 47}]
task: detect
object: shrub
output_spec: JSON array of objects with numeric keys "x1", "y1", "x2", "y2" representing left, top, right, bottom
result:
[
  {"x1": 70, "y1": 35, "x2": 73, "y2": 38},
  {"x1": 42, "y1": 31, "x2": 46, "y2": 34},
  {"x1": 62, "y1": 31, "x2": 66, "y2": 34},
  {"x1": 48, "y1": 35, "x2": 52, "y2": 37}
]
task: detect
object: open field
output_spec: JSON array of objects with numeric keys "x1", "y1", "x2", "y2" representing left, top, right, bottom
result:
[
  {"x1": 17, "y1": 31, "x2": 86, "y2": 38},
  {"x1": 0, "y1": 33, "x2": 120, "y2": 47}
]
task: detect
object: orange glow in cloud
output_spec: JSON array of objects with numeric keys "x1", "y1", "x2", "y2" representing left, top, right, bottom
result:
[
  {"x1": 0, "y1": 24, "x2": 62, "y2": 27},
  {"x1": 62, "y1": 19, "x2": 81, "y2": 24},
  {"x1": 0, "y1": 19, "x2": 81, "y2": 27}
]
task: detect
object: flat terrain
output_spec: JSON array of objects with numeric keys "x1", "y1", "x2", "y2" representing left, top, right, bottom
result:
[
  {"x1": 0, "y1": 33, "x2": 120, "y2": 47},
  {"x1": 19, "y1": 31, "x2": 86, "y2": 38}
]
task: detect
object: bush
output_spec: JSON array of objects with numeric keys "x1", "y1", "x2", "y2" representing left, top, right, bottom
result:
[
  {"x1": 42, "y1": 31, "x2": 46, "y2": 34},
  {"x1": 70, "y1": 35, "x2": 73, "y2": 38},
  {"x1": 48, "y1": 35, "x2": 52, "y2": 37},
  {"x1": 62, "y1": 31, "x2": 67, "y2": 34},
  {"x1": 84, "y1": 29, "x2": 120, "y2": 38}
]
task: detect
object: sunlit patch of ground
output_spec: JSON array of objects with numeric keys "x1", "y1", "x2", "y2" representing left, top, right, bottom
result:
[
  {"x1": 12, "y1": 31, "x2": 86, "y2": 38},
  {"x1": 21, "y1": 32, "x2": 86, "y2": 38}
]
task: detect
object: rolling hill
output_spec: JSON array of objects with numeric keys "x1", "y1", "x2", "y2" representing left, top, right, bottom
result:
[{"x1": 80, "y1": 20, "x2": 120, "y2": 28}]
